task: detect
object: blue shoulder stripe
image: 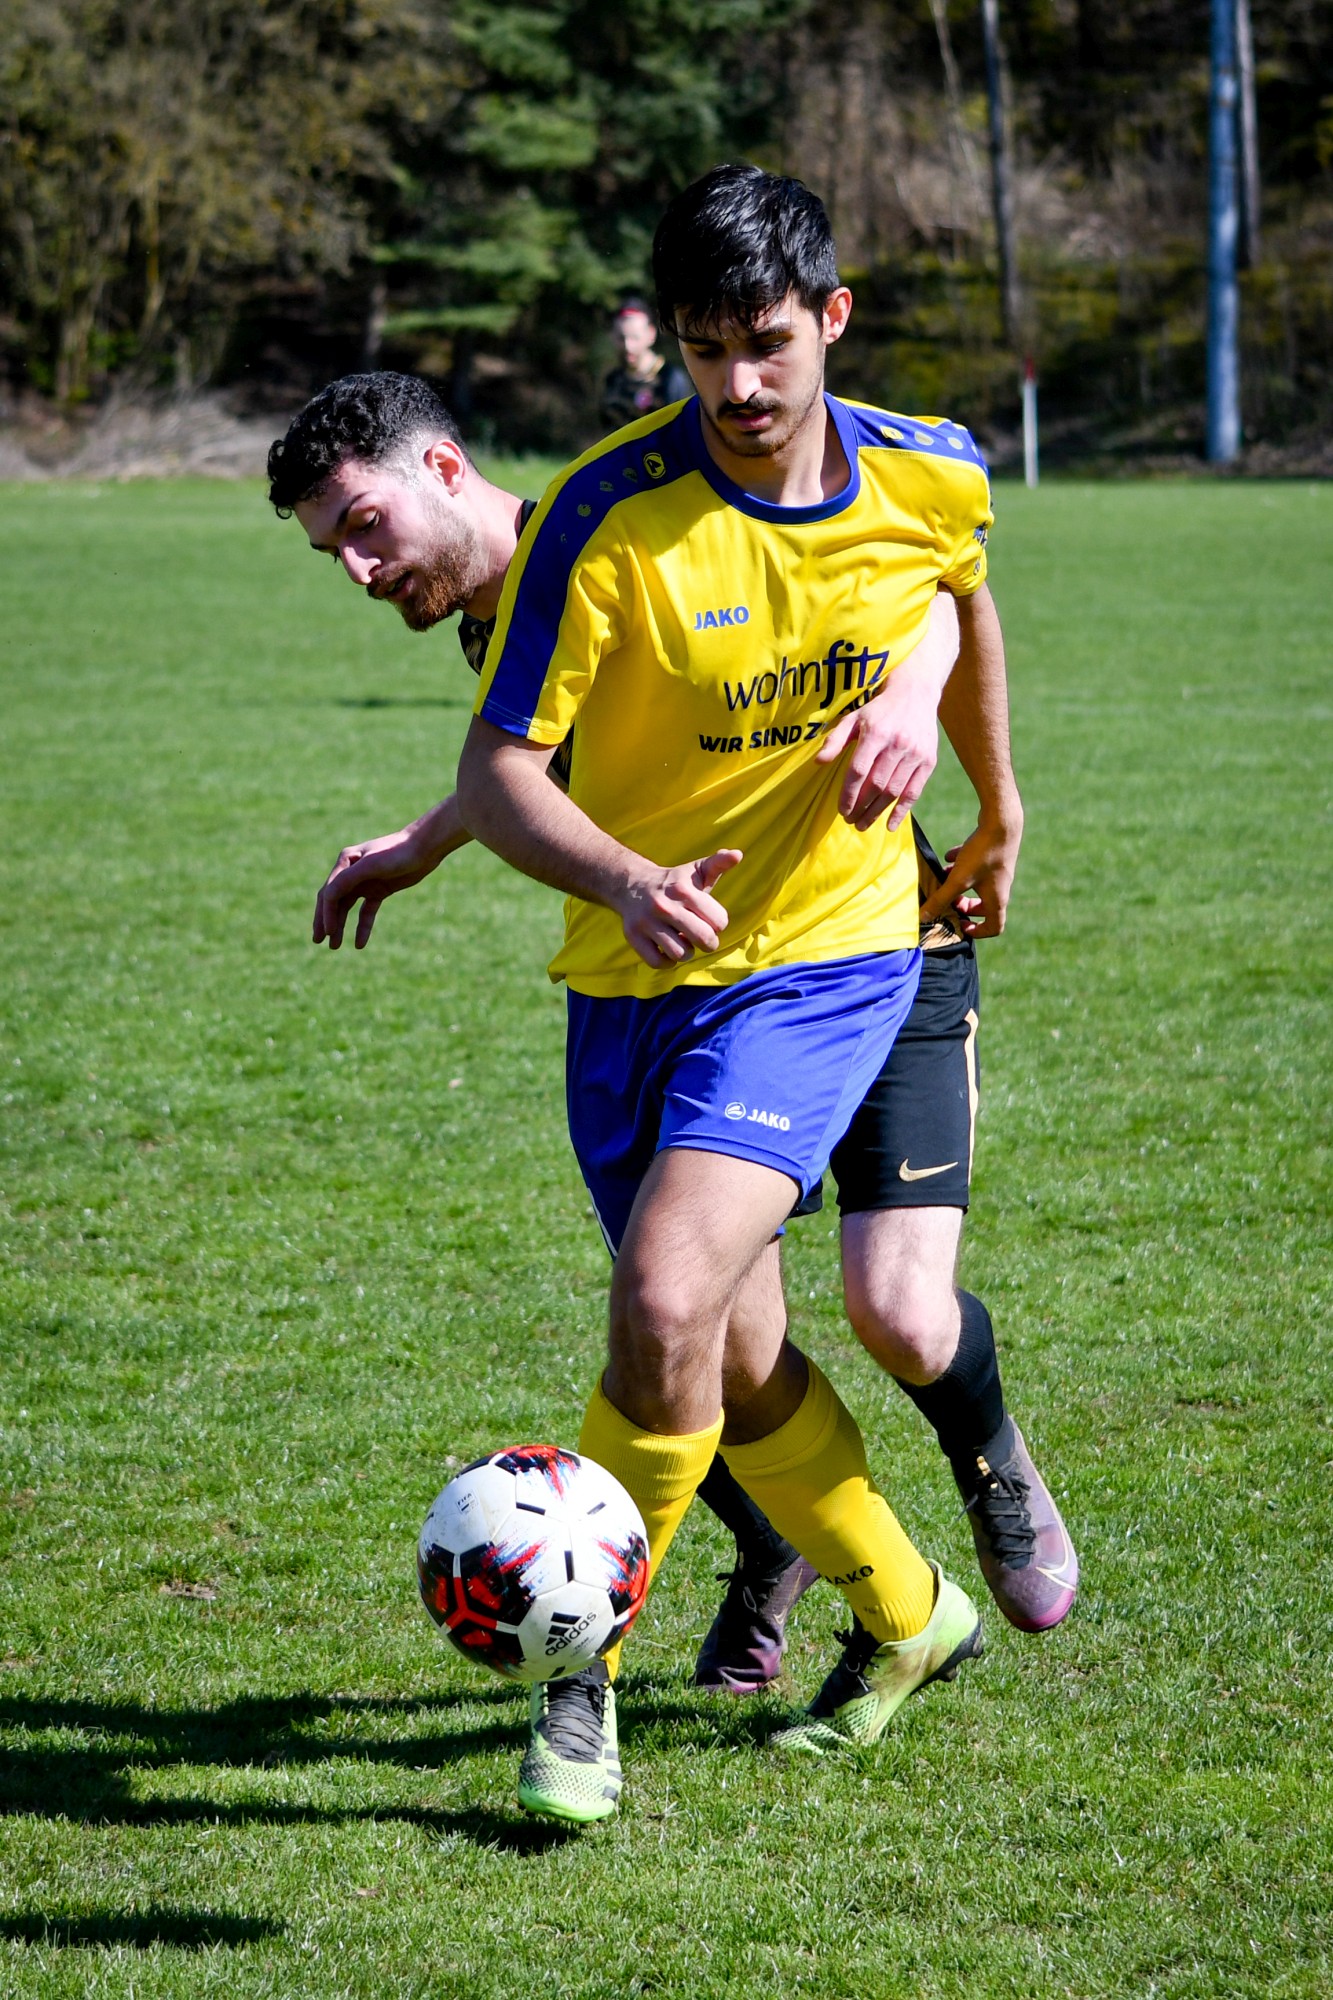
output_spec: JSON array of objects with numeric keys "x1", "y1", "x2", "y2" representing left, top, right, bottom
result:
[
  {"x1": 480, "y1": 404, "x2": 696, "y2": 736},
  {"x1": 843, "y1": 402, "x2": 989, "y2": 475}
]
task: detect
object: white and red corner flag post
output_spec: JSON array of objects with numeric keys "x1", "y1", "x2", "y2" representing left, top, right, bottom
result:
[{"x1": 1022, "y1": 356, "x2": 1038, "y2": 488}]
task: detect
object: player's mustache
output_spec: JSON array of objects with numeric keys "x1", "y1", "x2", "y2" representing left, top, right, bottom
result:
[{"x1": 716, "y1": 397, "x2": 781, "y2": 420}]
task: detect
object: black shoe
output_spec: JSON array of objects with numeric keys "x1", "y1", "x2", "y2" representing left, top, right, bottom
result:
[{"x1": 693, "y1": 1552, "x2": 819, "y2": 1692}]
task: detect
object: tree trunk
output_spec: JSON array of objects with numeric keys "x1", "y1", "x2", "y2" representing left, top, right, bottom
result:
[
  {"x1": 361, "y1": 276, "x2": 388, "y2": 370},
  {"x1": 929, "y1": 0, "x2": 986, "y2": 244},
  {"x1": 447, "y1": 328, "x2": 474, "y2": 423},
  {"x1": 56, "y1": 299, "x2": 95, "y2": 403},
  {"x1": 979, "y1": 0, "x2": 1021, "y2": 350}
]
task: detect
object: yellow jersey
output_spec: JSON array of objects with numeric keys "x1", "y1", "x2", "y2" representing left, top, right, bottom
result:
[{"x1": 475, "y1": 394, "x2": 992, "y2": 998}]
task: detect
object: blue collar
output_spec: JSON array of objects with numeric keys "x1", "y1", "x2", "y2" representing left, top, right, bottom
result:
[{"x1": 683, "y1": 394, "x2": 861, "y2": 524}]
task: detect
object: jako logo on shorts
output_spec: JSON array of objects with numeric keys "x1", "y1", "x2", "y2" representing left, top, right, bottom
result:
[
  {"x1": 724, "y1": 1102, "x2": 791, "y2": 1131},
  {"x1": 693, "y1": 607, "x2": 749, "y2": 629}
]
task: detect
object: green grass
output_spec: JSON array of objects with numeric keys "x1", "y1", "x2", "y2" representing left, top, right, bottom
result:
[{"x1": 1, "y1": 467, "x2": 1330, "y2": 1998}]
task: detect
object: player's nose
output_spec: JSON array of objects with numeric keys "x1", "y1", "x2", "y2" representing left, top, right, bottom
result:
[
  {"x1": 725, "y1": 358, "x2": 763, "y2": 404},
  {"x1": 340, "y1": 547, "x2": 376, "y2": 588}
]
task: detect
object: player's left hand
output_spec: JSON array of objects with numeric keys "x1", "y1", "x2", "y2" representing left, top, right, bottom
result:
[
  {"x1": 815, "y1": 680, "x2": 939, "y2": 833},
  {"x1": 919, "y1": 814, "x2": 1024, "y2": 938}
]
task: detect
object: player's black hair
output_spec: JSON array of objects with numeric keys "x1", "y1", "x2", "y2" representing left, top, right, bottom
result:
[
  {"x1": 266, "y1": 371, "x2": 469, "y2": 517},
  {"x1": 652, "y1": 164, "x2": 839, "y2": 339},
  {"x1": 614, "y1": 296, "x2": 654, "y2": 319}
]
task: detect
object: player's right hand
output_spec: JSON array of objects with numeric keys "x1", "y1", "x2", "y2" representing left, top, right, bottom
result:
[
  {"x1": 918, "y1": 814, "x2": 1023, "y2": 939},
  {"x1": 616, "y1": 849, "x2": 741, "y2": 969},
  {"x1": 313, "y1": 828, "x2": 438, "y2": 950}
]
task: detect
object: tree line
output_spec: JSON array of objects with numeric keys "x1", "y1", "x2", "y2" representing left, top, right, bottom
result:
[{"x1": 1, "y1": 0, "x2": 1330, "y2": 461}]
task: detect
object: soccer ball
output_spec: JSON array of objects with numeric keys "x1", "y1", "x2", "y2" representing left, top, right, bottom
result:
[{"x1": 418, "y1": 1445, "x2": 649, "y2": 1683}]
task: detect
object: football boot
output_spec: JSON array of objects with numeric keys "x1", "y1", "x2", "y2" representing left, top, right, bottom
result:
[
  {"x1": 517, "y1": 1660, "x2": 621, "y2": 1825},
  {"x1": 693, "y1": 1552, "x2": 819, "y2": 1693},
  {"x1": 769, "y1": 1563, "x2": 982, "y2": 1757},
  {"x1": 954, "y1": 1421, "x2": 1078, "y2": 1632}
]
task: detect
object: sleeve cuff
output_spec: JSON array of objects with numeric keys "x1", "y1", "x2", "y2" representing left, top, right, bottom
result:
[{"x1": 477, "y1": 696, "x2": 569, "y2": 745}]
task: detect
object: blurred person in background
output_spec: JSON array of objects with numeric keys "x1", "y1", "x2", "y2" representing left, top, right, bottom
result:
[{"x1": 598, "y1": 297, "x2": 691, "y2": 431}]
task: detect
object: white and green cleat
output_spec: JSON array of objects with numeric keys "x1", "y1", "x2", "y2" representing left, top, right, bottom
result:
[
  {"x1": 517, "y1": 1661, "x2": 621, "y2": 1824},
  {"x1": 770, "y1": 1563, "x2": 983, "y2": 1758}
]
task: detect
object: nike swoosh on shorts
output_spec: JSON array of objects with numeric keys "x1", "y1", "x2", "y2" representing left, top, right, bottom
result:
[{"x1": 898, "y1": 1160, "x2": 958, "y2": 1182}]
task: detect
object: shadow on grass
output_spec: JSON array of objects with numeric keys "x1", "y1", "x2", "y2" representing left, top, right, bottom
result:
[
  {"x1": 0, "y1": 1909, "x2": 283, "y2": 1951},
  {"x1": 0, "y1": 1680, "x2": 761, "y2": 1843},
  {"x1": 330, "y1": 696, "x2": 470, "y2": 710}
]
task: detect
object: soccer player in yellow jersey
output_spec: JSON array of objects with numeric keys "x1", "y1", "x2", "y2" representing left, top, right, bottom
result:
[
  {"x1": 274, "y1": 376, "x2": 1076, "y2": 1684},
  {"x1": 456, "y1": 165, "x2": 996, "y2": 1820}
]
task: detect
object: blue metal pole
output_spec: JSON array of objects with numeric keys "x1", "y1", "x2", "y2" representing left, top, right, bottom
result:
[{"x1": 1207, "y1": 0, "x2": 1240, "y2": 462}]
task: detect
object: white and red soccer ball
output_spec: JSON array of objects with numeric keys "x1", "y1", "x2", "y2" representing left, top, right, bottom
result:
[{"x1": 418, "y1": 1445, "x2": 649, "y2": 1683}]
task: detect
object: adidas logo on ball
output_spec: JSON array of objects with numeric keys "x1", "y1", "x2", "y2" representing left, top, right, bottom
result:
[{"x1": 545, "y1": 1608, "x2": 599, "y2": 1655}]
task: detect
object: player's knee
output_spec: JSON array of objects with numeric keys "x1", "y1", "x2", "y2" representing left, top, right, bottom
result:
[
  {"x1": 607, "y1": 1267, "x2": 717, "y2": 1429},
  {"x1": 844, "y1": 1274, "x2": 957, "y2": 1384},
  {"x1": 610, "y1": 1259, "x2": 709, "y2": 1352}
]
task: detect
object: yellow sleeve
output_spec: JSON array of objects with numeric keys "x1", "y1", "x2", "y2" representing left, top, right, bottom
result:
[{"x1": 936, "y1": 454, "x2": 994, "y2": 598}]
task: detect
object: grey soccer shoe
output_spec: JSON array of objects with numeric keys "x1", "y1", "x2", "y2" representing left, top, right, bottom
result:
[
  {"x1": 517, "y1": 1660, "x2": 621, "y2": 1825},
  {"x1": 954, "y1": 1421, "x2": 1078, "y2": 1632},
  {"x1": 693, "y1": 1552, "x2": 819, "y2": 1692},
  {"x1": 769, "y1": 1563, "x2": 982, "y2": 1757}
]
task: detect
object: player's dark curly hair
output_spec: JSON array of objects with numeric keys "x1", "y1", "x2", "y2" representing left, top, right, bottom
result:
[
  {"x1": 266, "y1": 372, "x2": 468, "y2": 517},
  {"x1": 652, "y1": 165, "x2": 839, "y2": 339}
]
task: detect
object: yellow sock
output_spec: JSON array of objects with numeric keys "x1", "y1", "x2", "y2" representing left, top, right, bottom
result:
[
  {"x1": 579, "y1": 1377, "x2": 723, "y2": 1679},
  {"x1": 720, "y1": 1359, "x2": 935, "y2": 1643}
]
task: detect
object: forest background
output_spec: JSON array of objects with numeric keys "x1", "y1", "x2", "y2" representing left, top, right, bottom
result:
[{"x1": 1, "y1": 0, "x2": 1331, "y2": 471}]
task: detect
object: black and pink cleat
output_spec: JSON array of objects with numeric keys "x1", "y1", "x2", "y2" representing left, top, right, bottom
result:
[
  {"x1": 955, "y1": 1421, "x2": 1078, "y2": 1632},
  {"x1": 693, "y1": 1552, "x2": 819, "y2": 1692}
]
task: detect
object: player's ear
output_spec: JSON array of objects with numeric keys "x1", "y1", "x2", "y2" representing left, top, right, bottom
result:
[
  {"x1": 422, "y1": 436, "x2": 468, "y2": 493},
  {"x1": 822, "y1": 288, "x2": 853, "y2": 347}
]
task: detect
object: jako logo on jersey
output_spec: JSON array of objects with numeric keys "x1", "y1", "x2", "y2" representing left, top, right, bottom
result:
[
  {"x1": 724, "y1": 1101, "x2": 746, "y2": 1120},
  {"x1": 694, "y1": 606, "x2": 750, "y2": 629},
  {"x1": 724, "y1": 636, "x2": 891, "y2": 713}
]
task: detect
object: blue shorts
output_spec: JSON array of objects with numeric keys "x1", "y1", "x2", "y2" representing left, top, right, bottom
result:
[{"x1": 566, "y1": 950, "x2": 922, "y2": 1254}]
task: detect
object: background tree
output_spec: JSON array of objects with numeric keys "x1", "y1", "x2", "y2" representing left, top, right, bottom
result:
[
  {"x1": 1, "y1": 0, "x2": 1330, "y2": 462},
  {"x1": 0, "y1": 0, "x2": 445, "y2": 401},
  {"x1": 372, "y1": 0, "x2": 798, "y2": 437}
]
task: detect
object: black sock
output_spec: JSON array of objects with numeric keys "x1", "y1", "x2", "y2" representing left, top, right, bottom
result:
[
  {"x1": 694, "y1": 1455, "x2": 800, "y2": 1575},
  {"x1": 895, "y1": 1290, "x2": 1010, "y2": 1471}
]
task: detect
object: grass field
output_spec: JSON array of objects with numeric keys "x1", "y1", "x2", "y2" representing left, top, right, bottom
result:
[{"x1": 1, "y1": 468, "x2": 1330, "y2": 1998}]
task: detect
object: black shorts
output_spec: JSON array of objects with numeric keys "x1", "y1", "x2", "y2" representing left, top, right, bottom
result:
[{"x1": 793, "y1": 943, "x2": 980, "y2": 1218}]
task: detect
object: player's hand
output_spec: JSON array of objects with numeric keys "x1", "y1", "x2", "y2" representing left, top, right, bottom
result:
[
  {"x1": 919, "y1": 815, "x2": 1024, "y2": 939},
  {"x1": 616, "y1": 849, "x2": 742, "y2": 969},
  {"x1": 313, "y1": 827, "x2": 440, "y2": 950},
  {"x1": 815, "y1": 678, "x2": 939, "y2": 833}
]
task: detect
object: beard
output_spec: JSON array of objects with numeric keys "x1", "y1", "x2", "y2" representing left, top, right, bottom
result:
[
  {"x1": 704, "y1": 368, "x2": 826, "y2": 460},
  {"x1": 374, "y1": 503, "x2": 484, "y2": 631}
]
